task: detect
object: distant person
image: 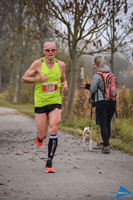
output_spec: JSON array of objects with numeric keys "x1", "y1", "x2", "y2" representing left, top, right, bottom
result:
[
  {"x1": 22, "y1": 41, "x2": 68, "y2": 172},
  {"x1": 82, "y1": 64, "x2": 103, "y2": 148},
  {"x1": 81, "y1": 56, "x2": 116, "y2": 154}
]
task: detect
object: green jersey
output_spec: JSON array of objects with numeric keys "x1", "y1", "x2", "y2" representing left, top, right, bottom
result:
[{"x1": 34, "y1": 58, "x2": 62, "y2": 107}]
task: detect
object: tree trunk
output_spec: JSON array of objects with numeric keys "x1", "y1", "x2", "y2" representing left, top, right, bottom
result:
[
  {"x1": 8, "y1": 53, "x2": 14, "y2": 101},
  {"x1": 8, "y1": 72, "x2": 14, "y2": 102},
  {"x1": 111, "y1": 113, "x2": 116, "y2": 137},
  {"x1": 13, "y1": 62, "x2": 21, "y2": 103},
  {"x1": 111, "y1": 0, "x2": 116, "y2": 135},
  {"x1": 65, "y1": 52, "x2": 78, "y2": 119},
  {"x1": 111, "y1": 0, "x2": 115, "y2": 73},
  {"x1": 0, "y1": 66, "x2": 2, "y2": 92},
  {"x1": 111, "y1": 48, "x2": 114, "y2": 73}
]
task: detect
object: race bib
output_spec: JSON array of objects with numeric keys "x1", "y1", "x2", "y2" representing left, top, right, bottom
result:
[{"x1": 42, "y1": 82, "x2": 58, "y2": 93}]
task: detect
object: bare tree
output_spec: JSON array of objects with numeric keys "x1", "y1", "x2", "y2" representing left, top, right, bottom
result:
[
  {"x1": 47, "y1": 0, "x2": 125, "y2": 119},
  {"x1": 100, "y1": 0, "x2": 132, "y2": 72},
  {"x1": 25, "y1": 0, "x2": 51, "y2": 54},
  {"x1": 99, "y1": 0, "x2": 132, "y2": 135},
  {"x1": 0, "y1": 0, "x2": 51, "y2": 102},
  {"x1": 0, "y1": 0, "x2": 11, "y2": 92},
  {"x1": 12, "y1": 0, "x2": 51, "y2": 103}
]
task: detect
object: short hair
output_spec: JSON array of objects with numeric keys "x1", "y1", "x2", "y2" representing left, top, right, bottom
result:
[
  {"x1": 94, "y1": 56, "x2": 106, "y2": 68},
  {"x1": 43, "y1": 41, "x2": 56, "y2": 49}
]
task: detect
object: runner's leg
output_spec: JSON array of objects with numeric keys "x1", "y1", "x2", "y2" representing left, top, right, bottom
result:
[
  {"x1": 45, "y1": 108, "x2": 61, "y2": 171},
  {"x1": 48, "y1": 108, "x2": 61, "y2": 158},
  {"x1": 48, "y1": 108, "x2": 61, "y2": 135},
  {"x1": 35, "y1": 113, "x2": 48, "y2": 140}
]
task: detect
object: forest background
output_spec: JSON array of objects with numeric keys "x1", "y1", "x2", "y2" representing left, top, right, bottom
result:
[{"x1": 0, "y1": 0, "x2": 133, "y2": 154}]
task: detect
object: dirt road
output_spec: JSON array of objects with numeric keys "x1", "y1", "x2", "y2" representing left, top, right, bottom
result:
[{"x1": 0, "y1": 107, "x2": 133, "y2": 200}]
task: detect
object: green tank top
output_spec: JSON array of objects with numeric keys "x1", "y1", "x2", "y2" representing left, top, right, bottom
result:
[{"x1": 34, "y1": 58, "x2": 62, "y2": 107}]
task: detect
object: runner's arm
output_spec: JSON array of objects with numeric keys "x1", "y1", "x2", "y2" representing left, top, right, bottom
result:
[
  {"x1": 21, "y1": 60, "x2": 46, "y2": 83},
  {"x1": 60, "y1": 62, "x2": 68, "y2": 91}
]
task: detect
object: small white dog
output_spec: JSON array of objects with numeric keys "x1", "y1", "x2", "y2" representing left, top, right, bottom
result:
[{"x1": 83, "y1": 126, "x2": 92, "y2": 151}]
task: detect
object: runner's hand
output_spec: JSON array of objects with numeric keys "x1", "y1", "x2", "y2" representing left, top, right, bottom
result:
[
  {"x1": 38, "y1": 74, "x2": 47, "y2": 82},
  {"x1": 81, "y1": 83, "x2": 86, "y2": 88},
  {"x1": 61, "y1": 83, "x2": 68, "y2": 92}
]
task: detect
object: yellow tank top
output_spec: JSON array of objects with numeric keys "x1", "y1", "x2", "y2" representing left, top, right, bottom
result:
[{"x1": 34, "y1": 58, "x2": 62, "y2": 107}]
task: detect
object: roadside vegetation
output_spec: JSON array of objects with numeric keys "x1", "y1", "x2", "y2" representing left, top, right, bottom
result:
[{"x1": 0, "y1": 87, "x2": 133, "y2": 155}]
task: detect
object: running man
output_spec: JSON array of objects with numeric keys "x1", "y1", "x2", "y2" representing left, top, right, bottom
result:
[{"x1": 22, "y1": 41, "x2": 68, "y2": 172}]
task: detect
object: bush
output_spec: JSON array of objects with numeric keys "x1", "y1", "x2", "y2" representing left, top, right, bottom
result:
[
  {"x1": 117, "y1": 86, "x2": 133, "y2": 118},
  {"x1": 19, "y1": 84, "x2": 34, "y2": 103}
]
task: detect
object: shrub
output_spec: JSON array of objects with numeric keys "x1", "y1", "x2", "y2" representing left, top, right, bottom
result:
[{"x1": 117, "y1": 86, "x2": 133, "y2": 118}]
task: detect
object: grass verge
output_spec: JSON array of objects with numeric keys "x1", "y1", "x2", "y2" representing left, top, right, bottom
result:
[{"x1": 0, "y1": 98, "x2": 132, "y2": 155}]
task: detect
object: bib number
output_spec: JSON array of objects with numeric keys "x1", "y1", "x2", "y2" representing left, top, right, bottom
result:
[{"x1": 42, "y1": 82, "x2": 57, "y2": 93}]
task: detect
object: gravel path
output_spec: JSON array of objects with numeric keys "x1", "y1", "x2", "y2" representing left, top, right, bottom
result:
[{"x1": 0, "y1": 107, "x2": 133, "y2": 200}]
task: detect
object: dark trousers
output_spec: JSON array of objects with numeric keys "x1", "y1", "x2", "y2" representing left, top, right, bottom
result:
[{"x1": 96, "y1": 100, "x2": 116, "y2": 146}]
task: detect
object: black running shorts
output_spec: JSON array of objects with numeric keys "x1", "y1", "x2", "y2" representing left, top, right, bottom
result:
[{"x1": 34, "y1": 104, "x2": 62, "y2": 114}]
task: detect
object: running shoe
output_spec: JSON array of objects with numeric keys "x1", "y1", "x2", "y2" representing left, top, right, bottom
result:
[
  {"x1": 97, "y1": 142, "x2": 103, "y2": 146},
  {"x1": 102, "y1": 146, "x2": 110, "y2": 154},
  {"x1": 36, "y1": 134, "x2": 43, "y2": 147},
  {"x1": 97, "y1": 142, "x2": 103, "y2": 148},
  {"x1": 45, "y1": 160, "x2": 55, "y2": 173}
]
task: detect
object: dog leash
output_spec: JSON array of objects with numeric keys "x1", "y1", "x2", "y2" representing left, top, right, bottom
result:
[{"x1": 89, "y1": 105, "x2": 93, "y2": 126}]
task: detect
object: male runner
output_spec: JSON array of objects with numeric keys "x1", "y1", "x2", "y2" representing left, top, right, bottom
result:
[{"x1": 22, "y1": 41, "x2": 68, "y2": 172}]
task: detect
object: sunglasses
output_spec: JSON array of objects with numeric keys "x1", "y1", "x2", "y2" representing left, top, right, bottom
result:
[{"x1": 44, "y1": 48, "x2": 56, "y2": 53}]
